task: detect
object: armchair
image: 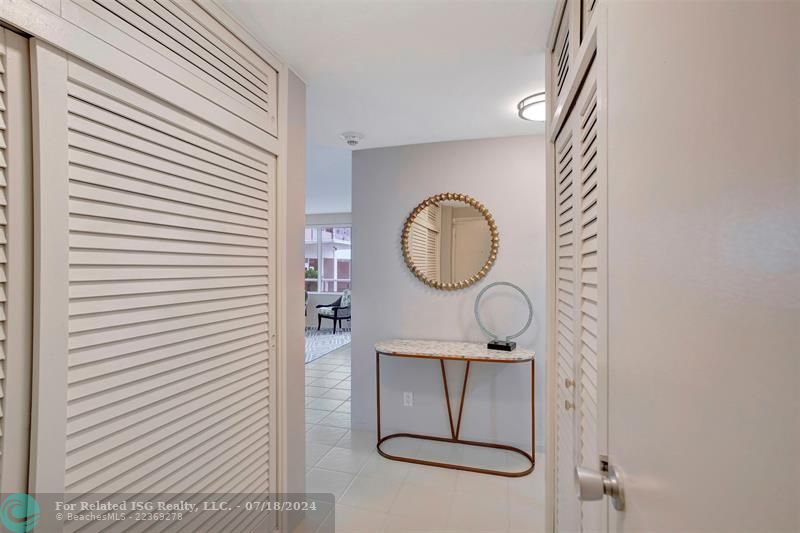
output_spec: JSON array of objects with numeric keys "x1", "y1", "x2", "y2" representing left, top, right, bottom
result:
[{"x1": 316, "y1": 289, "x2": 351, "y2": 334}]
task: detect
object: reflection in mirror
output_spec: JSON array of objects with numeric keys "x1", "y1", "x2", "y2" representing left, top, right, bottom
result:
[{"x1": 403, "y1": 193, "x2": 498, "y2": 290}]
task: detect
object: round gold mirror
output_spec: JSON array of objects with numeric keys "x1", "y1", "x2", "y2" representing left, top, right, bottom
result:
[{"x1": 402, "y1": 193, "x2": 499, "y2": 290}]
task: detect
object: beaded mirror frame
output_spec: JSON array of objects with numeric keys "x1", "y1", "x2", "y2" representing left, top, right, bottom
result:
[{"x1": 401, "y1": 192, "x2": 500, "y2": 290}]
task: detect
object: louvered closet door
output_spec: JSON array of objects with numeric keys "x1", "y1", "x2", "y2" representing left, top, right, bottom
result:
[
  {"x1": 554, "y1": 108, "x2": 580, "y2": 533},
  {"x1": 30, "y1": 38, "x2": 277, "y2": 531},
  {"x1": 0, "y1": 28, "x2": 32, "y2": 496},
  {"x1": 408, "y1": 204, "x2": 442, "y2": 282},
  {"x1": 553, "y1": 58, "x2": 606, "y2": 533},
  {"x1": 575, "y1": 60, "x2": 605, "y2": 533}
]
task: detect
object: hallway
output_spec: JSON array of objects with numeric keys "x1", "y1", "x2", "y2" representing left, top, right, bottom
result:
[{"x1": 304, "y1": 346, "x2": 545, "y2": 532}]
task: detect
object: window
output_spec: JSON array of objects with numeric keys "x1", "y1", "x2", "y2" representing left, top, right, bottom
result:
[{"x1": 305, "y1": 225, "x2": 351, "y2": 292}]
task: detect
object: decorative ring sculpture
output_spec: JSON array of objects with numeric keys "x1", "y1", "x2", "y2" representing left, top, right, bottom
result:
[{"x1": 474, "y1": 281, "x2": 534, "y2": 342}]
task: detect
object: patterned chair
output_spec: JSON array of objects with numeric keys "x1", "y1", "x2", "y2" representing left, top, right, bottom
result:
[{"x1": 316, "y1": 289, "x2": 351, "y2": 334}]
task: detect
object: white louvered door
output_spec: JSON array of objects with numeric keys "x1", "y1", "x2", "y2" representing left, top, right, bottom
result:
[
  {"x1": 554, "y1": 109, "x2": 580, "y2": 533},
  {"x1": 0, "y1": 27, "x2": 32, "y2": 496},
  {"x1": 30, "y1": 19, "x2": 278, "y2": 528},
  {"x1": 552, "y1": 58, "x2": 606, "y2": 533},
  {"x1": 575, "y1": 61, "x2": 604, "y2": 533},
  {"x1": 408, "y1": 203, "x2": 442, "y2": 282}
]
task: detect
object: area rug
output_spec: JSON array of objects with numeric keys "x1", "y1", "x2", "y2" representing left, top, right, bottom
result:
[{"x1": 305, "y1": 327, "x2": 351, "y2": 363}]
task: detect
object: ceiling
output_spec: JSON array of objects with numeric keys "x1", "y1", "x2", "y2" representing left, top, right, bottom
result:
[{"x1": 221, "y1": 0, "x2": 555, "y2": 151}]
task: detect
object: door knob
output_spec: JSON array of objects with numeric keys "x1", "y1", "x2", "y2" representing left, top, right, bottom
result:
[{"x1": 575, "y1": 464, "x2": 625, "y2": 511}]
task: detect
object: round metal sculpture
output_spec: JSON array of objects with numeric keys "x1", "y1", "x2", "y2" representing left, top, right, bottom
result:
[
  {"x1": 474, "y1": 281, "x2": 534, "y2": 351},
  {"x1": 401, "y1": 192, "x2": 499, "y2": 291}
]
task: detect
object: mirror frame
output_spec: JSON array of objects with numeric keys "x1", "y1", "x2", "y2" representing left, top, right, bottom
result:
[{"x1": 401, "y1": 192, "x2": 499, "y2": 290}]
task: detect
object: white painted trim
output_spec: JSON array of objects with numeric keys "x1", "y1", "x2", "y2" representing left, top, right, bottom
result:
[
  {"x1": 544, "y1": 23, "x2": 558, "y2": 533},
  {"x1": 0, "y1": 27, "x2": 34, "y2": 496},
  {"x1": 275, "y1": 52, "x2": 291, "y2": 505},
  {"x1": 28, "y1": 38, "x2": 70, "y2": 495}
]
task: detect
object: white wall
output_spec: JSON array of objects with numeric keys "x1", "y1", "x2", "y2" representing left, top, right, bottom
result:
[
  {"x1": 306, "y1": 144, "x2": 352, "y2": 214},
  {"x1": 285, "y1": 69, "x2": 307, "y2": 494},
  {"x1": 352, "y1": 135, "x2": 546, "y2": 451}
]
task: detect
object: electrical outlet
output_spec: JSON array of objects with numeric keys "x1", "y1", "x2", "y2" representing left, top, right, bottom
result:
[{"x1": 403, "y1": 392, "x2": 413, "y2": 407}]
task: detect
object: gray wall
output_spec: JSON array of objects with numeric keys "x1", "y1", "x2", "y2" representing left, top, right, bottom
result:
[{"x1": 351, "y1": 135, "x2": 546, "y2": 451}]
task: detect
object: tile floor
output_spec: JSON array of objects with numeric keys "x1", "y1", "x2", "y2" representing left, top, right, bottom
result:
[{"x1": 303, "y1": 345, "x2": 546, "y2": 533}]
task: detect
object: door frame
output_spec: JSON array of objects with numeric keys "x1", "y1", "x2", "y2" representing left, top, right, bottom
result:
[
  {"x1": 0, "y1": 26, "x2": 34, "y2": 496},
  {"x1": 0, "y1": 0, "x2": 298, "y2": 501}
]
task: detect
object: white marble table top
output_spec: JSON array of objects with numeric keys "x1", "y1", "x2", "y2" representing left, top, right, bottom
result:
[{"x1": 375, "y1": 339, "x2": 534, "y2": 362}]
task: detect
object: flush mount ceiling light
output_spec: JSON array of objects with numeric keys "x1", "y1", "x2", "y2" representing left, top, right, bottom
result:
[
  {"x1": 340, "y1": 131, "x2": 364, "y2": 147},
  {"x1": 517, "y1": 92, "x2": 546, "y2": 122}
]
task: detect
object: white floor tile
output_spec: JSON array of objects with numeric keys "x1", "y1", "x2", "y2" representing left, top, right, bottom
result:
[
  {"x1": 335, "y1": 430, "x2": 375, "y2": 452},
  {"x1": 379, "y1": 436, "x2": 421, "y2": 458},
  {"x1": 307, "y1": 442, "x2": 333, "y2": 470},
  {"x1": 446, "y1": 490, "x2": 509, "y2": 532},
  {"x1": 307, "y1": 398, "x2": 346, "y2": 411},
  {"x1": 316, "y1": 447, "x2": 372, "y2": 474},
  {"x1": 339, "y1": 473, "x2": 403, "y2": 513},
  {"x1": 307, "y1": 425, "x2": 349, "y2": 446},
  {"x1": 388, "y1": 480, "x2": 452, "y2": 522},
  {"x1": 306, "y1": 386, "x2": 331, "y2": 398},
  {"x1": 309, "y1": 363, "x2": 341, "y2": 371},
  {"x1": 306, "y1": 468, "x2": 356, "y2": 501},
  {"x1": 404, "y1": 464, "x2": 458, "y2": 492},
  {"x1": 322, "y1": 504, "x2": 387, "y2": 533},
  {"x1": 508, "y1": 468, "x2": 545, "y2": 502},
  {"x1": 306, "y1": 409, "x2": 331, "y2": 424},
  {"x1": 318, "y1": 411, "x2": 352, "y2": 429},
  {"x1": 359, "y1": 454, "x2": 410, "y2": 483},
  {"x1": 415, "y1": 440, "x2": 459, "y2": 464},
  {"x1": 453, "y1": 446, "x2": 512, "y2": 471},
  {"x1": 291, "y1": 501, "x2": 333, "y2": 533},
  {"x1": 321, "y1": 389, "x2": 351, "y2": 401},
  {"x1": 508, "y1": 497, "x2": 546, "y2": 532},
  {"x1": 382, "y1": 512, "x2": 450, "y2": 532},
  {"x1": 311, "y1": 378, "x2": 345, "y2": 388},
  {"x1": 455, "y1": 469, "x2": 509, "y2": 497}
]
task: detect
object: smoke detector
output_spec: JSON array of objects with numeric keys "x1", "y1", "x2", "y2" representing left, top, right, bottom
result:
[{"x1": 340, "y1": 131, "x2": 364, "y2": 147}]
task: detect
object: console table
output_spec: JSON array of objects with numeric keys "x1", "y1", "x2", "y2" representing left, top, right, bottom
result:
[{"x1": 375, "y1": 339, "x2": 535, "y2": 477}]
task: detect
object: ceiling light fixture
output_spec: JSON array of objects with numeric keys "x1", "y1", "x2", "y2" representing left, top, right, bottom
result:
[
  {"x1": 517, "y1": 92, "x2": 546, "y2": 122},
  {"x1": 340, "y1": 131, "x2": 364, "y2": 147}
]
